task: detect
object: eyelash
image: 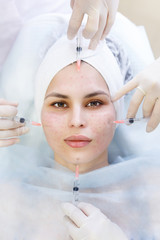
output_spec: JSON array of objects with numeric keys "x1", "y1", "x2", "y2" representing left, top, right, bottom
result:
[
  {"x1": 51, "y1": 102, "x2": 68, "y2": 108},
  {"x1": 50, "y1": 100, "x2": 104, "y2": 109},
  {"x1": 86, "y1": 100, "x2": 103, "y2": 107}
]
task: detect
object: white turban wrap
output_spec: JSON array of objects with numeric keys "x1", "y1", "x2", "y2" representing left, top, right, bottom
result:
[{"x1": 35, "y1": 35, "x2": 124, "y2": 122}]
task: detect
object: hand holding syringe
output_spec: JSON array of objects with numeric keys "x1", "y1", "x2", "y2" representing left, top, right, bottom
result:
[
  {"x1": 112, "y1": 57, "x2": 160, "y2": 132},
  {"x1": 0, "y1": 99, "x2": 41, "y2": 147},
  {"x1": 67, "y1": 0, "x2": 119, "y2": 50}
]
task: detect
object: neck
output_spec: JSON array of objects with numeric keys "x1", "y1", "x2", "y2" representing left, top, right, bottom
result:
[{"x1": 54, "y1": 151, "x2": 109, "y2": 174}]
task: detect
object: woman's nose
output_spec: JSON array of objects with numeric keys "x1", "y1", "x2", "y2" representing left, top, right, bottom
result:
[{"x1": 68, "y1": 107, "x2": 86, "y2": 128}]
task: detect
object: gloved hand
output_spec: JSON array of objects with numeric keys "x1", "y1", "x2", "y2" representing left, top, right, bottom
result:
[
  {"x1": 0, "y1": 99, "x2": 29, "y2": 147},
  {"x1": 62, "y1": 202, "x2": 128, "y2": 240},
  {"x1": 67, "y1": 0, "x2": 119, "y2": 49},
  {"x1": 112, "y1": 57, "x2": 160, "y2": 132}
]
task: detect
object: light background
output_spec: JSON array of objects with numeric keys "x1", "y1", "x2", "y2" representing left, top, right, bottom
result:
[{"x1": 118, "y1": 0, "x2": 160, "y2": 58}]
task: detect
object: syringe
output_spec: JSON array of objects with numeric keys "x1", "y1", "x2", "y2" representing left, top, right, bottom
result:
[
  {"x1": 76, "y1": 28, "x2": 82, "y2": 71},
  {"x1": 72, "y1": 165, "x2": 80, "y2": 206},
  {"x1": 0, "y1": 116, "x2": 41, "y2": 126},
  {"x1": 113, "y1": 117, "x2": 148, "y2": 125}
]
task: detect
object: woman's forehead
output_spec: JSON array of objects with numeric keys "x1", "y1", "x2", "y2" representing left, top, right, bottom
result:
[{"x1": 46, "y1": 62, "x2": 110, "y2": 95}]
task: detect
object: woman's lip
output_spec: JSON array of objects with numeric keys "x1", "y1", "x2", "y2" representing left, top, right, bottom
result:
[
  {"x1": 64, "y1": 135, "x2": 91, "y2": 141},
  {"x1": 64, "y1": 135, "x2": 92, "y2": 148}
]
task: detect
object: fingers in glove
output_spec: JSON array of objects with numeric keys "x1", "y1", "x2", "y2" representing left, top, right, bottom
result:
[
  {"x1": 67, "y1": 3, "x2": 84, "y2": 39},
  {"x1": 78, "y1": 202, "x2": 101, "y2": 217},
  {"x1": 70, "y1": 0, "x2": 75, "y2": 9},
  {"x1": 101, "y1": 0, "x2": 119, "y2": 38},
  {"x1": 101, "y1": 11, "x2": 115, "y2": 39},
  {"x1": 0, "y1": 138, "x2": 20, "y2": 147},
  {"x1": 0, "y1": 126, "x2": 30, "y2": 139},
  {"x1": 0, "y1": 105, "x2": 18, "y2": 118},
  {"x1": 142, "y1": 94, "x2": 156, "y2": 118},
  {"x1": 62, "y1": 202, "x2": 87, "y2": 227},
  {"x1": 0, "y1": 118, "x2": 25, "y2": 130},
  {"x1": 89, "y1": 12, "x2": 107, "y2": 49},
  {"x1": 127, "y1": 88, "x2": 145, "y2": 118},
  {"x1": 0, "y1": 98, "x2": 18, "y2": 107},
  {"x1": 64, "y1": 216, "x2": 80, "y2": 240},
  {"x1": 111, "y1": 77, "x2": 138, "y2": 102},
  {"x1": 146, "y1": 98, "x2": 160, "y2": 132},
  {"x1": 82, "y1": 11, "x2": 99, "y2": 39},
  {"x1": 101, "y1": 15, "x2": 110, "y2": 40}
]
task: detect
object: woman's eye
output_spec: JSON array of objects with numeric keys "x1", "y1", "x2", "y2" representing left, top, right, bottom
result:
[
  {"x1": 51, "y1": 102, "x2": 67, "y2": 108},
  {"x1": 86, "y1": 101, "x2": 103, "y2": 107}
]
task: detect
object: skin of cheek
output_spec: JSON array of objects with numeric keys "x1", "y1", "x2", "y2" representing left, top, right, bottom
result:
[
  {"x1": 41, "y1": 110, "x2": 66, "y2": 151},
  {"x1": 88, "y1": 108, "x2": 116, "y2": 156}
]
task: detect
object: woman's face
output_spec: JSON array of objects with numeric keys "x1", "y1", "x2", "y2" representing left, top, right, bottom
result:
[{"x1": 41, "y1": 62, "x2": 116, "y2": 173}]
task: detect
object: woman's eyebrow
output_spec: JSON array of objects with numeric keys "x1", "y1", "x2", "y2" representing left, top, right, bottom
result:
[
  {"x1": 45, "y1": 92, "x2": 69, "y2": 99},
  {"x1": 84, "y1": 91, "x2": 110, "y2": 98},
  {"x1": 45, "y1": 90, "x2": 110, "y2": 100}
]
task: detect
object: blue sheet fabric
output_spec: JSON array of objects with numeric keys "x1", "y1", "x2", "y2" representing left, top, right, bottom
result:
[{"x1": 0, "y1": 145, "x2": 159, "y2": 239}]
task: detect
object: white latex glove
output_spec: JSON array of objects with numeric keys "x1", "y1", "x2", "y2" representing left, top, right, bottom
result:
[
  {"x1": 112, "y1": 57, "x2": 160, "y2": 132},
  {"x1": 62, "y1": 202, "x2": 128, "y2": 240},
  {"x1": 67, "y1": 0, "x2": 119, "y2": 49},
  {"x1": 0, "y1": 99, "x2": 29, "y2": 147}
]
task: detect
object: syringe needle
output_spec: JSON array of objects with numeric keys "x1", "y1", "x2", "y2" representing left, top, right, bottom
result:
[
  {"x1": 0, "y1": 116, "x2": 41, "y2": 127},
  {"x1": 76, "y1": 29, "x2": 82, "y2": 71},
  {"x1": 113, "y1": 117, "x2": 148, "y2": 125},
  {"x1": 75, "y1": 164, "x2": 79, "y2": 178},
  {"x1": 73, "y1": 165, "x2": 79, "y2": 206}
]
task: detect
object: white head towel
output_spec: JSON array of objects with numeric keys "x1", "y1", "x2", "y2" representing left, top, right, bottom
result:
[{"x1": 35, "y1": 35, "x2": 124, "y2": 122}]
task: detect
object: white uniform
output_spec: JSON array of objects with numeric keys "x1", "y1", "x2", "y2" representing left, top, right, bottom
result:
[{"x1": 0, "y1": 0, "x2": 71, "y2": 71}]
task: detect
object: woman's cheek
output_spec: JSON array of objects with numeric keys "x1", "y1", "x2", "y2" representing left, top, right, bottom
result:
[
  {"x1": 90, "y1": 107, "x2": 115, "y2": 132},
  {"x1": 90, "y1": 109, "x2": 115, "y2": 147},
  {"x1": 103, "y1": 110, "x2": 116, "y2": 137},
  {"x1": 41, "y1": 111, "x2": 65, "y2": 141},
  {"x1": 42, "y1": 110, "x2": 64, "y2": 127}
]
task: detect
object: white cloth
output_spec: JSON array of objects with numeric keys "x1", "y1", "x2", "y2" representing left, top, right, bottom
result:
[
  {"x1": 0, "y1": 0, "x2": 71, "y2": 72},
  {"x1": 0, "y1": 145, "x2": 160, "y2": 239}
]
